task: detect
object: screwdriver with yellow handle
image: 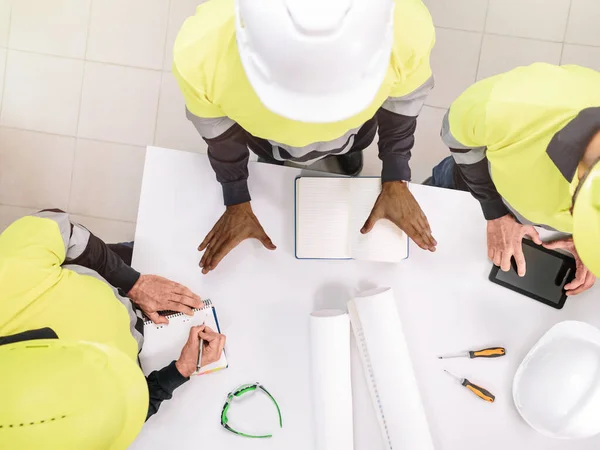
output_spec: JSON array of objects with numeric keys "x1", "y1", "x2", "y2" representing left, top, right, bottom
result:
[
  {"x1": 438, "y1": 346, "x2": 505, "y2": 359},
  {"x1": 444, "y1": 370, "x2": 496, "y2": 403}
]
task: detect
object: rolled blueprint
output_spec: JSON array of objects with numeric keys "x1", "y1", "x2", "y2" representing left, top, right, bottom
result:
[
  {"x1": 348, "y1": 287, "x2": 434, "y2": 450},
  {"x1": 310, "y1": 310, "x2": 354, "y2": 450}
]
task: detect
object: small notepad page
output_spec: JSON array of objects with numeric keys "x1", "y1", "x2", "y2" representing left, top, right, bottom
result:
[
  {"x1": 139, "y1": 300, "x2": 228, "y2": 376},
  {"x1": 295, "y1": 177, "x2": 408, "y2": 262}
]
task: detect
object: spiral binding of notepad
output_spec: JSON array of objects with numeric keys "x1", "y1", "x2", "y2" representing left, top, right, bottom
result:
[
  {"x1": 354, "y1": 321, "x2": 393, "y2": 450},
  {"x1": 142, "y1": 298, "x2": 213, "y2": 326}
]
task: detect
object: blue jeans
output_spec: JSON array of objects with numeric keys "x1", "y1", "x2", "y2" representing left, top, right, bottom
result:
[{"x1": 425, "y1": 156, "x2": 470, "y2": 192}]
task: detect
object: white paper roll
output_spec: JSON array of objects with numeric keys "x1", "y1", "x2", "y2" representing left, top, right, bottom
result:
[
  {"x1": 310, "y1": 309, "x2": 354, "y2": 450},
  {"x1": 348, "y1": 287, "x2": 434, "y2": 450}
]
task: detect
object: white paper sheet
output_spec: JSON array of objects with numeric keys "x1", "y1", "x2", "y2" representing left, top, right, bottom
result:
[
  {"x1": 295, "y1": 177, "x2": 407, "y2": 261},
  {"x1": 310, "y1": 310, "x2": 354, "y2": 450},
  {"x1": 140, "y1": 306, "x2": 227, "y2": 376},
  {"x1": 348, "y1": 178, "x2": 407, "y2": 263},
  {"x1": 348, "y1": 287, "x2": 434, "y2": 450},
  {"x1": 296, "y1": 178, "x2": 351, "y2": 259}
]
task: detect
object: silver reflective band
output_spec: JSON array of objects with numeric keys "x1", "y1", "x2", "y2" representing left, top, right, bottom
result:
[
  {"x1": 186, "y1": 109, "x2": 235, "y2": 139},
  {"x1": 270, "y1": 125, "x2": 361, "y2": 160},
  {"x1": 441, "y1": 110, "x2": 472, "y2": 151},
  {"x1": 451, "y1": 147, "x2": 487, "y2": 165},
  {"x1": 381, "y1": 76, "x2": 434, "y2": 117}
]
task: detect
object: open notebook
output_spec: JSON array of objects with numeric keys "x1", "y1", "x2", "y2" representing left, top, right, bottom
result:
[
  {"x1": 139, "y1": 299, "x2": 228, "y2": 376},
  {"x1": 295, "y1": 177, "x2": 408, "y2": 262}
]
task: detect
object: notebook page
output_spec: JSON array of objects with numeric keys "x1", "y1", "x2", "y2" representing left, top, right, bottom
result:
[
  {"x1": 295, "y1": 177, "x2": 351, "y2": 259},
  {"x1": 195, "y1": 307, "x2": 228, "y2": 375},
  {"x1": 140, "y1": 307, "x2": 227, "y2": 376},
  {"x1": 348, "y1": 178, "x2": 407, "y2": 262},
  {"x1": 348, "y1": 287, "x2": 434, "y2": 450}
]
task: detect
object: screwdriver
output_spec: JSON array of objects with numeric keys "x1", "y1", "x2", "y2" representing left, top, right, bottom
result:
[
  {"x1": 444, "y1": 370, "x2": 495, "y2": 403},
  {"x1": 438, "y1": 346, "x2": 505, "y2": 359}
]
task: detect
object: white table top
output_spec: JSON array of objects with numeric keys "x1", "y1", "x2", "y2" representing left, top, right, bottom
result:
[{"x1": 130, "y1": 146, "x2": 600, "y2": 450}]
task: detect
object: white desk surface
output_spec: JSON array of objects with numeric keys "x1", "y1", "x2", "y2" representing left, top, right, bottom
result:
[{"x1": 130, "y1": 146, "x2": 600, "y2": 450}]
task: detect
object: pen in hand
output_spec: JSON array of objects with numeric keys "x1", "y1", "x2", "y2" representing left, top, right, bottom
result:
[{"x1": 197, "y1": 322, "x2": 205, "y2": 372}]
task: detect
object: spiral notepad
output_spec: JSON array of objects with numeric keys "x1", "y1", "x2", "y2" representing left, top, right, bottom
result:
[
  {"x1": 139, "y1": 299, "x2": 228, "y2": 376},
  {"x1": 141, "y1": 299, "x2": 214, "y2": 326},
  {"x1": 348, "y1": 288, "x2": 434, "y2": 450}
]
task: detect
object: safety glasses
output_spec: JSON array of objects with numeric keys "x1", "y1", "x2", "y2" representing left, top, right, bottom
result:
[{"x1": 220, "y1": 383, "x2": 282, "y2": 438}]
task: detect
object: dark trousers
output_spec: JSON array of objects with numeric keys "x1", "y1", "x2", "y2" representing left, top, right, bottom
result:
[{"x1": 425, "y1": 156, "x2": 469, "y2": 191}]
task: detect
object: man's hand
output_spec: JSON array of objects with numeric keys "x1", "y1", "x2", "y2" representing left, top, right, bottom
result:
[
  {"x1": 487, "y1": 214, "x2": 542, "y2": 276},
  {"x1": 361, "y1": 181, "x2": 437, "y2": 251},
  {"x1": 128, "y1": 275, "x2": 203, "y2": 325},
  {"x1": 175, "y1": 325, "x2": 227, "y2": 378},
  {"x1": 543, "y1": 238, "x2": 596, "y2": 296},
  {"x1": 199, "y1": 202, "x2": 276, "y2": 274}
]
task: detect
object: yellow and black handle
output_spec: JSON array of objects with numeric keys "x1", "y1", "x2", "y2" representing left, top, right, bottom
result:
[
  {"x1": 462, "y1": 379, "x2": 495, "y2": 403},
  {"x1": 468, "y1": 347, "x2": 506, "y2": 359}
]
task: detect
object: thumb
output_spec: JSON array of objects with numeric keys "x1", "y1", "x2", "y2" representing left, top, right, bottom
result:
[
  {"x1": 259, "y1": 232, "x2": 277, "y2": 250},
  {"x1": 361, "y1": 210, "x2": 382, "y2": 234},
  {"x1": 149, "y1": 311, "x2": 168, "y2": 325},
  {"x1": 525, "y1": 226, "x2": 542, "y2": 245},
  {"x1": 542, "y1": 240, "x2": 563, "y2": 250},
  {"x1": 199, "y1": 326, "x2": 217, "y2": 342}
]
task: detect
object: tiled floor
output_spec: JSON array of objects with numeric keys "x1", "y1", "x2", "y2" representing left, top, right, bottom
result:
[{"x1": 0, "y1": 0, "x2": 599, "y2": 241}]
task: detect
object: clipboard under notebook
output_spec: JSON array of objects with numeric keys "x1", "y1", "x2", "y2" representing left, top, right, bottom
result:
[{"x1": 139, "y1": 299, "x2": 228, "y2": 376}]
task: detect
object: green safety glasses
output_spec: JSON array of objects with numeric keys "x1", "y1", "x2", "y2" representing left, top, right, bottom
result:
[{"x1": 220, "y1": 382, "x2": 283, "y2": 438}]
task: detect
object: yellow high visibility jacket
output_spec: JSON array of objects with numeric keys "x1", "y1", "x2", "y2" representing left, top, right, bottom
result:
[
  {"x1": 444, "y1": 63, "x2": 600, "y2": 230},
  {"x1": 173, "y1": 0, "x2": 435, "y2": 147},
  {"x1": 0, "y1": 214, "x2": 141, "y2": 361}
]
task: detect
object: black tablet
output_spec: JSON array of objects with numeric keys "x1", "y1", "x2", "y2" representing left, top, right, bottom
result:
[{"x1": 489, "y1": 239, "x2": 576, "y2": 309}]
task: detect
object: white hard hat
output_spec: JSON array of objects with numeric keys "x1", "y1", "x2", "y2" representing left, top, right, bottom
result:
[
  {"x1": 513, "y1": 321, "x2": 600, "y2": 439},
  {"x1": 235, "y1": 0, "x2": 395, "y2": 123}
]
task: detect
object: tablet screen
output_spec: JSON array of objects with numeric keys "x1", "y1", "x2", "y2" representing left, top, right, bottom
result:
[{"x1": 494, "y1": 242, "x2": 572, "y2": 305}]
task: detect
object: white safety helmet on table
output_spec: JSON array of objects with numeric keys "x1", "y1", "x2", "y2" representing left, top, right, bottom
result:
[
  {"x1": 513, "y1": 321, "x2": 600, "y2": 439},
  {"x1": 235, "y1": 0, "x2": 395, "y2": 123}
]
